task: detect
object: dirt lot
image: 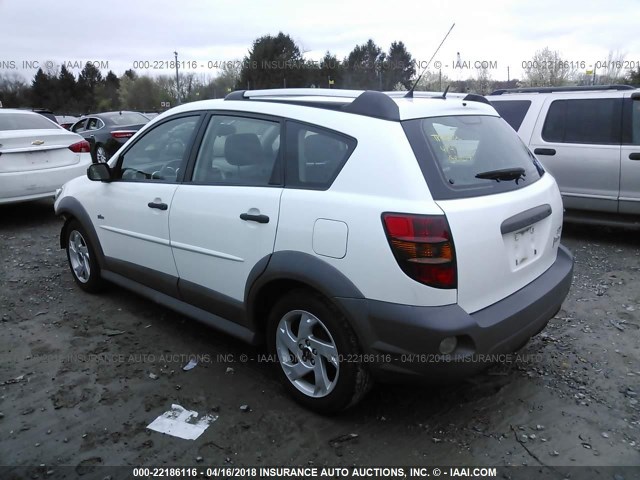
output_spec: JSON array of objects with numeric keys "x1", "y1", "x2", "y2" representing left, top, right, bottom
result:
[{"x1": 0, "y1": 199, "x2": 639, "y2": 477}]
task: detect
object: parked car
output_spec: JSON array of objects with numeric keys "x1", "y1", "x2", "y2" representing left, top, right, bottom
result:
[
  {"x1": 0, "y1": 109, "x2": 92, "y2": 204},
  {"x1": 32, "y1": 108, "x2": 58, "y2": 124},
  {"x1": 70, "y1": 111, "x2": 149, "y2": 163},
  {"x1": 489, "y1": 85, "x2": 640, "y2": 227},
  {"x1": 54, "y1": 89, "x2": 574, "y2": 412},
  {"x1": 55, "y1": 115, "x2": 80, "y2": 130}
]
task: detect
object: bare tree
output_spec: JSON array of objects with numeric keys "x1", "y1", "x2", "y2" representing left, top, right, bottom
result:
[
  {"x1": 598, "y1": 50, "x2": 627, "y2": 84},
  {"x1": 524, "y1": 47, "x2": 576, "y2": 87}
]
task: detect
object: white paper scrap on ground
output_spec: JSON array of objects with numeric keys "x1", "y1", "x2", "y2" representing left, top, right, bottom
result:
[{"x1": 147, "y1": 404, "x2": 217, "y2": 440}]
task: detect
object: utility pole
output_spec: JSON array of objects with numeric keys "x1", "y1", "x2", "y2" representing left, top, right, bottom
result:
[
  {"x1": 507, "y1": 66, "x2": 510, "y2": 82},
  {"x1": 174, "y1": 51, "x2": 180, "y2": 105}
]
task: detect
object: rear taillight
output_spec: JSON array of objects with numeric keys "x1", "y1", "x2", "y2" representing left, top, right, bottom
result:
[
  {"x1": 111, "y1": 130, "x2": 136, "y2": 139},
  {"x1": 68, "y1": 140, "x2": 91, "y2": 153},
  {"x1": 382, "y1": 213, "x2": 457, "y2": 289}
]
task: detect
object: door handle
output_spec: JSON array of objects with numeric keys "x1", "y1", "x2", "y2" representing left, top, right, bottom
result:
[
  {"x1": 148, "y1": 201, "x2": 168, "y2": 210},
  {"x1": 533, "y1": 148, "x2": 556, "y2": 156},
  {"x1": 629, "y1": 153, "x2": 640, "y2": 161},
  {"x1": 240, "y1": 213, "x2": 269, "y2": 224}
]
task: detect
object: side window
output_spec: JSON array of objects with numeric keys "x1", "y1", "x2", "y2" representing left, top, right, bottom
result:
[
  {"x1": 116, "y1": 115, "x2": 199, "y2": 182},
  {"x1": 86, "y1": 118, "x2": 100, "y2": 130},
  {"x1": 72, "y1": 119, "x2": 87, "y2": 133},
  {"x1": 542, "y1": 98, "x2": 622, "y2": 144},
  {"x1": 192, "y1": 115, "x2": 281, "y2": 186},
  {"x1": 623, "y1": 98, "x2": 640, "y2": 145},
  {"x1": 284, "y1": 122, "x2": 356, "y2": 189},
  {"x1": 490, "y1": 100, "x2": 531, "y2": 131}
]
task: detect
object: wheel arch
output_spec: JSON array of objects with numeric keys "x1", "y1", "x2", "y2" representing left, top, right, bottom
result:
[
  {"x1": 245, "y1": 251, "x2": 365, "y2": 340},
  {"x1": 56, "y1": 196, "x2": 105, "y2": 269}
]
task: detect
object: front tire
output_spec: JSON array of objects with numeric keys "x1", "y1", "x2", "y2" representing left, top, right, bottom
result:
[
  {"x1": 267, "y1": 289, "x2": 372, "y2": 413},
  {"x1": 65, "y1": 220, "x2": 104, "y2": 293}
]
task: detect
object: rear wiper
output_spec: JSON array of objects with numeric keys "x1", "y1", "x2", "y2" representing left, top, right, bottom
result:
[{"x1": 475, "y1": 167, "x2": 526, "y2": 184}]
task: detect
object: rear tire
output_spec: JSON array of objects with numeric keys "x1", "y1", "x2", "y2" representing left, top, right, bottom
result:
[
  {"x1": 65, "y1": 220, "x2": 104, "y2": 293},
  {"x1": 267, "y1": 289, "x2": 372, "y2": 413},
  {"x1": 95, "y1": 144, "x2": 109, "y2": 163}
]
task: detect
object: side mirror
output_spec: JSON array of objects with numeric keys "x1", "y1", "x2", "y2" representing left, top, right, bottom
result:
[
  {"x1": 631, "y1": 92, "x2": 640, "y2": 101},
  {"x1": 87, "y1": 163, "x2": 112, "y2": 182}
]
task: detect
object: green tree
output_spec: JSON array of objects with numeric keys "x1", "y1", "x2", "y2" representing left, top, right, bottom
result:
[
  {"x1": 239, "y1": 32, "x2": 306, "y2": 89},
  {"x1": 343, "y1": 39, "x2": 385, "y2": 89},
  {"x1": 57, "y1": 65, "x2": 78, "y2": 112},
  {"x1": 383, "y1": 41, "x2": 415, "y2": 90},
  {"x1": 119, "y1": 75, "x2": 161, "y2": 111},
  {"x1": 100, "y1": 71, "x2": 120, "y2": 111},
  {"x1": 31, "y1": 68, "x2": 56, "y2": 109},
  {"x1": 77, "y1": 62, "x2": 104, "y2": 112}
]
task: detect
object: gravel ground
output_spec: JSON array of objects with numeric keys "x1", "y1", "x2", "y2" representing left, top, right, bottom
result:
[{"x1": 0, "y1": 199, "x2": 639, "y2": 477}]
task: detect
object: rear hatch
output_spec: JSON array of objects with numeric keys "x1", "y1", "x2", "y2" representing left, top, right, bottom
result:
[
  {"x1": 0, "y1": 129, "x2": 84, "y2": 173},
  {"x1": 403, "y1": 114, "x2": 563, "y2": 313}
]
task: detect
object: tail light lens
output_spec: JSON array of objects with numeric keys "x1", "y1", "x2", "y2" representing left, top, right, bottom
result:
[
  {"x1": 68, "y1": 140, "x2": 91, "y2": 153},
  {"x1": 111, "y1": 130, "x2": 136, "y2": 139},
  {"x1": 382, "y1": 213, "x2": 457, "y2": 289}
]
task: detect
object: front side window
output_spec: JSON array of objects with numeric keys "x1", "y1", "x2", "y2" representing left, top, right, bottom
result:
[
  {"x1": 403, "y1": 115, "x2": 543, "y2": 200},
  {"x1": 542, "y1": 98, "x2": 622, "y2": 144},
  {"x1": 72, "y1": 119, "x2": 87, "y2": 133},
  {"x1": 115, "y1": 115, "x2": 199, "y2": 182},
  {"x1": 192, "y1": 115, "x2": 281, "y2": 186},
  {"x1": 623, "y1": 98, "x2": 640, "y2": 145},
  {"x1": 284, "y1": 122, "x2": 356, "y2": 189}
]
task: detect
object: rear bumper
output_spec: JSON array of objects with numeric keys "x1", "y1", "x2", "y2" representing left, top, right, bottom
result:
[
  {"x1": 338, "y1": 244, "x2": 574, "y2": 382},
  {"x1": 0, "y1": 160, "x2": 90, "y2": 205}
]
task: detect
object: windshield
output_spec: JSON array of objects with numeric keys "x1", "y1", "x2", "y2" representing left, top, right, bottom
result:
[{"x1": 403, "y1": 115, "x2": 544, "y2": 200}]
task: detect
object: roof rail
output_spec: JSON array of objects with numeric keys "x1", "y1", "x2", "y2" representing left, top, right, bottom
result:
[
  {"x1": 225, "y1": 89, "x2": 400, "y2": 121},
  {"x1": 490, "y1": 84, "x2": 635, "y2": 95}
]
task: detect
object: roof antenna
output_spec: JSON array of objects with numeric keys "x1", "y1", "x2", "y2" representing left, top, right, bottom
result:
[
  {"x1": 441, "y1": 84, "x2": 450, "y2": 99},
  {"x1": 406, "y1": 23, "x2": 455, "y2": 98}
]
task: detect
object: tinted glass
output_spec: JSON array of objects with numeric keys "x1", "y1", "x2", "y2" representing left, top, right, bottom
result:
[
  {"x1": 285, "y1": 122, "x2": 356, "y2": 189},
  {"x1": 117, "y1": 115, "x2": 198, "y2": 182},
  {"x1": 403, "y1": 115, "x2": 543, "y2": 200},
  {"x1": 0, "y1": 112, "x2": 60, "y2": 131},
  {"x1": 192, "y1": 115, "x2": 281, "y2": 186},
  {"x1": 490, "y1": 100, "x2": 531, "y2": 131},
  {"x1": 103, "y1": 112, "x2": 150, "y2": 126},
  {"x1": 542, "y1": 98, "x2": 622, "y2": 144}
]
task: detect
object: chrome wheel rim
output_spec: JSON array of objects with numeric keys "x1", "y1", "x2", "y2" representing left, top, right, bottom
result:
[
  {"x1": 96, "y1": 146, "x2": 107, "y2": 163},
  {"x1": 275, "y1": 309, "x2": 339, "y2": 398},
  {"x1": 68, "y1": 230, "x2": 91, "y2": 283}
]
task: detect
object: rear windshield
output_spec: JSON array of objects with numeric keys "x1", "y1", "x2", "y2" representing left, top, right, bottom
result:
[
  {"x1": 102, "y1": 112, "x2": 150, "y2": 126},
  {"x1": 403, "y1": 115, "x2": 544, "y2": 200},
  {"x1": 490, "y1": 100, "x2": 532, "y2": 131},
  {"x1": 0, "y1": 113, "x2": 61, "y2": 131}
]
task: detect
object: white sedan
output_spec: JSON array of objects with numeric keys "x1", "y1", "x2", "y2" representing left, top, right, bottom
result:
[{"x1": 0, "y1": 109, "x2": 92, "y2": 204}]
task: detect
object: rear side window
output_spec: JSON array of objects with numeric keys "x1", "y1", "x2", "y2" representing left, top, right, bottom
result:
[
  {"x1": 403, "y1": 115, "x2": 544, "y2": 200},
  {"x1": 490, "y1": 100, "x2": 531, "y2": 131},
  {"x1": 0, "y1": 113, "x2": 60, "y2": 131},
  {"x1": 542, "y1": 98, "x2": 622, "y2": 144},
  {"x1": 284, "y1": 121, "x2": 356, "y2": 190}
]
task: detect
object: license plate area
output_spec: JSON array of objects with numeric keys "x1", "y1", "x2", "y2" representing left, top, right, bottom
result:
[{"x1": 505, "y1": 225, "x2": 539, "y2": 270}]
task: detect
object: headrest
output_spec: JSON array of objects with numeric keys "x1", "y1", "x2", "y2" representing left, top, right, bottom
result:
[
  {"x1": 304, "y1": 134, "x2": 343, "y2": 164},
  {"x1": 217, "y1": 123, "x2": 236, "y2": 136},
  {"x1": 224, "y1": 133, "x2": 263, "y2": 166}
]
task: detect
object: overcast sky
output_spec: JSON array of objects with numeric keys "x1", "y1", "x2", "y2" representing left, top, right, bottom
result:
[{"x1": 1, "y1": 0, "x2": 639, "y2": 82}]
